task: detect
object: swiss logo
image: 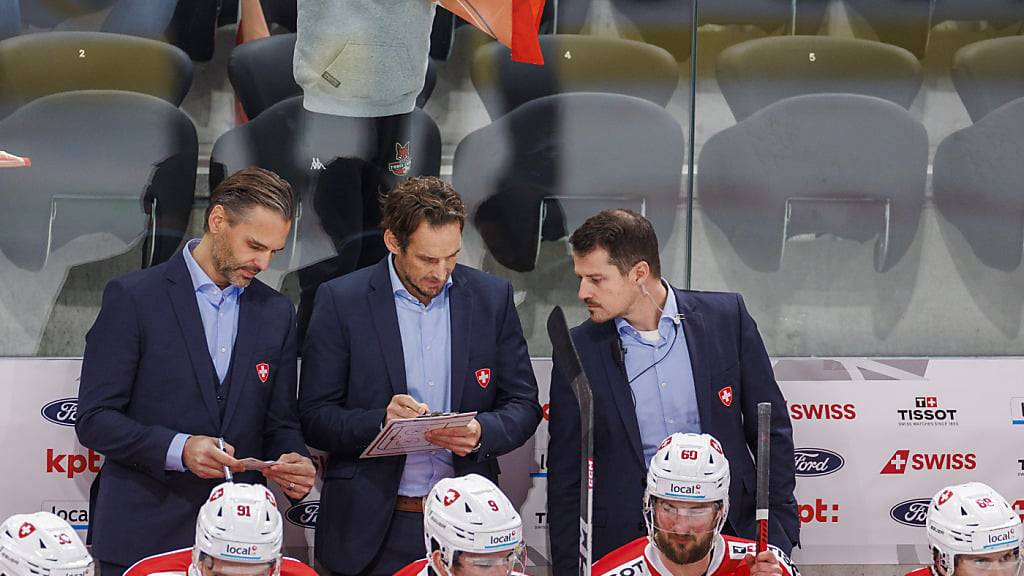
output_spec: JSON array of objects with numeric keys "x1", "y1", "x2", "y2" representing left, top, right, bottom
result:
[
  {"x1": 18, "y1": 522, "x2": 35, "y2": 538},
  {"x1": 443, "y1": 489, "x2": 460, "y2": 506},
  {"x1": 256, "y1": 362, "x2": 270, "y2": 383},
  {"x1": 718, "y1": 387, "x2": 733, "y2": 407},
  {"x1": 475, "y1": 368, "x2": 491, "y2": 389}
]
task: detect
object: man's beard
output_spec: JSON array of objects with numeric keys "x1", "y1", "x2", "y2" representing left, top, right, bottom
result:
[
  {"x1": 212, "y1": 238, "x2": 257, "y2": 288},
  {"x1": 654, "y1": 528, "x2": 715, "y2": 566}
]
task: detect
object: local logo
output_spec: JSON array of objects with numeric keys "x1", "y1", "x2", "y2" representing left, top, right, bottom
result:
[
  {"x1": 669, "y1": 483, "x2": 701, "y2": 496},
  {"x1": 897, "y1": 396, "x2": 958, "y2": 426},
  {"x1": 890, "y1": 499, "x2": 931, "y2": 527},
  {"x1": 256, "y1": 362, "x2": 270, "y2": 383},
  {"x1": 285, "y1": 501, "x2": 319, "y2": 529},
  {"x1": 789, "y1": 403, "x2": 856, "y2": 420},
  {"x1": 880, "y1": 450, "x2": 976, "y2": 475},
  {"x1": 798, "y1": 499, "x2": 840, "y2": 524},
  {"x1": 42, "y1": 501, "x2": 89, "y2": 531},
  {"x1": 718, "y1": 386, "x2": 733, "y2": 407},
  {"x1": 41, "y1": 398, "x2": 78, "y2": 427},
  {"x1": 225, "y1": 544, "x2": 259, "y2": 558},
  {"x1": 793, "y1": 449, "x2": 845, "y2": 477},
  {"x1": 443, "y1": 488, "x2": 461, "y2": 506},
  {"x1": 388, "y1": 142, "x2": 412, "y2": 176},
  {"x1": 18, "y1": 523, "x2": 35, "y2": 538},
  {"x1": 475, "y1": 368, "x2": 491, "y2": 389},
  {"x1": 489, "y1": 532, "x2": 515, "y2": 545},
  {"x1": 46, "y1": 449, "x2": 102, "y2": 479}
]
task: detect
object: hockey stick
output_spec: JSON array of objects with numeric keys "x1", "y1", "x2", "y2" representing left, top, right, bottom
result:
[
  {"x1": 547, "y1": 306, "x2": 593, "y2": 576},
  {"x1": 755, "y1": 402, "x2": 771, "y2": 554}
]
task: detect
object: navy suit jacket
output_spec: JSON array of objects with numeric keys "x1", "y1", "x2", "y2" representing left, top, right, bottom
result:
[
  {"x1": 76, "y1": 251, "x2": 308, "y2": 567},
  {"x1": 298, "y1": 258, "x2": 542, "y2": 575},
  {"x1": 547, "y1": 288, "x2": 798, "y2": 576}
]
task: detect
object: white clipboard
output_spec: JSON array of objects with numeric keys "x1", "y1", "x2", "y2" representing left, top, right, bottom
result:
[{"x1": 360, "y1": 411, "x2": 478, "y2": 458}]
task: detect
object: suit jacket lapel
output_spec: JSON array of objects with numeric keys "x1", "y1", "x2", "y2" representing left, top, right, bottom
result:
[
  {"x1": 448, "y1": 267, "x2": 472, "y2": 411},
  {"x1": 221, "y1": 286, "x2": 263, "y2": 434},
  {"x1": 368, "y1": 259, "x2": 408, "y2": 395},
  {"x1": 675, "y1": 290, "x2": 713, "y2": 429},
  {"x1": 165, "y1": 252, "x2": 221, "y2": 430},
  {"x1": 593, "y1": 324, "x2": 646, "y2": 468}
]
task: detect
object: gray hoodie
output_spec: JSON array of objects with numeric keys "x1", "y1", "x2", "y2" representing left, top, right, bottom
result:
[{"x1": 294, "y1": 0, "x2": 435, "y2": 118}]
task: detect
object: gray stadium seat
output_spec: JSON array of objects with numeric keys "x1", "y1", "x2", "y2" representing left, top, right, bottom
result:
[
  {"x1": 471, "y1": 34, "x2": 679, "y2": 120},
  {"x1": 934, "y1": 96, "x2": 1024, "y2": 270},
  {"x1": 453, "y1": 92, "x2": 684, "y2": 273},
  {"x1": 717, "y1": 36, "x2": 923, "y2": 121},
  {"x1": 699, "y1": 93, "x2": 927, "y2": 273},
  {"x1": 0, "y1": 31, "x2": 193, "y2": 119},
  {"x1": 951, "y1": 36, "x2": 1024, "y2": 123},
  {"x1": 228, "y1": 33, "x2": 437, "y2": 119}
]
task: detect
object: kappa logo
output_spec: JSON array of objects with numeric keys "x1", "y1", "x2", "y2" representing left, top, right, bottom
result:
[
  {"x1": 256, "y1": 362, "x2": 270, "y2": 383},
  {"x1": 18, "y1": 523, "x2": 35, "y2": 538},
  {"x1": 310, "y1": 157, "x2": 326, "y2": 171},
  {"x1": 718, "y1": 386, "x2": 733, "y2": 407},
  {"x1": 443, "y1": 488, "x2": 461, "y2": 506},
  {"x1": 388, "y1": 142, "x2": 412, "y2": 176},
  {"x1": 476, "y1": 368, "x2": 491, "y2": 389}
]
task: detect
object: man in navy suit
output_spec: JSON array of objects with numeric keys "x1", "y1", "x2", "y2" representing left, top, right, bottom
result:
[
  {"x1": 298, "y1": 176, "x2": 542, "y2": 576},
  {"x1": 547, "y1": 209, "x2": 798, "y2": 576},
  {"x1": 76, "y1": 167, "x2": 316, "y2": 576}
]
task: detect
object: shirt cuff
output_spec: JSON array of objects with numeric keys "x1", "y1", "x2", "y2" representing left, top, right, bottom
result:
[{"x1": 165, "y1": 433, "x2": 191, "y2": 472}]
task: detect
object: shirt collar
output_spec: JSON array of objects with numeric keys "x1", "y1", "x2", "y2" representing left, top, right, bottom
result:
[
  {"x1": 387, "y1": 253, "x2": 453, "y2": 305},
  {"x1": 183, "y1": 239, "x2": 243, "y2": 298},
  {"x1": 615, "y1": 279, "x2": 677, "y2": 337}
]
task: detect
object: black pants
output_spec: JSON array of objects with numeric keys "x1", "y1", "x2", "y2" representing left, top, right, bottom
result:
[{"x1": 333, "y1": 510, "x2": 425, "y2": 576}]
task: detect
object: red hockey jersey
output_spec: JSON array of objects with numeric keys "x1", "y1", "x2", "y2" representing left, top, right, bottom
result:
[{"x1": 593, "y1": 535, "x2": 799, "y2": 576}]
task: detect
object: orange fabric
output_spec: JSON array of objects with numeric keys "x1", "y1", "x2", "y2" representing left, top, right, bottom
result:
[{"x1": 437, "y1": 0, "x2": 546, "y2": 64}]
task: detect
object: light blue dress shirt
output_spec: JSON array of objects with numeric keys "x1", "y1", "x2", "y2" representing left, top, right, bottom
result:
[
  {"x1": 388, "y1": 255, "x2": 455, "y2": 496},
  {"x1": 615, "y1": 281, "x2": 702, "y2": 466},
  {"x1": 165, "y1": 239, "x2": 244, "y2": 472}
]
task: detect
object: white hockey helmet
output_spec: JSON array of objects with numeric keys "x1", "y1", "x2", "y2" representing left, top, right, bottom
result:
[
  {"x1": 927, "y1": 482, "x2": 1022, "y2": 576},
  {"x1": 0, "y1": 512, "x2": 94, "y2": 576},
  {"x1": 192, "y1": 483, "x2": 283, "y2": 576},
  {"x1": 423, "y1": 474, "x2": 524, "y2": 573},
  {"x1": 644, "y1": 433, "x2": 731, "y2": 535}
]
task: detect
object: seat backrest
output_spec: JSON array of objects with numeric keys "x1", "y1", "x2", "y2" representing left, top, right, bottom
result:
[
  {"x1": 0, "y1": 31, "x2": 193, "y2": 119},
  {"x1": 717, "y1": 35, "x2": 922, "y2": 121},
  {"x1": 453, "y1": 92, "x2": 684, "y2": 272},
  {"x1": 472, "y1": 34, "x2": 679, "y2": 120},
  {"x1": 698, "y1": 0, "x2": 829, "y2": 34},
  {"x1": 951, "y1": 36, "x2": 1024, "y2": 123},
  {"x1": 932, "y1": 0, "x2": 1024, "y2": 26},
  {"x1": 698, "y1": 93, "x2": 927, "y2": 272},
  {"x1": 0, "y1": 89, "x2": 197, "y2": 271},
  {"x1": 934, "y1": 96, "x2": 1024, "y2": 270},
  {"x1": 842, "y1": 0, "x2": 931, "y2": 58}
]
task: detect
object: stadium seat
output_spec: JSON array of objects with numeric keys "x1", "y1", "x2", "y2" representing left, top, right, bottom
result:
[
  {"x1": 453, "y1": 92, "x2": 684, "y2": 273},
  {"x1": 0, "y1": 90, "x2": 197, "y2": 272},
  {"x1": 934, "y1": 96, "x2": 1024, "y2": 270},
  {"x1": 228, "y1": 33, "x2": 437, "y2": 119},
  {"x1": 931, "y1": 0, "x2": 1024, "y2": 28},
  {"x1": 698, "y1": 0, "x2": 829, "y2": 34},
  {"x1": 699, "y1": 93, "x2": 927, "y2": 273},
  {"x1": 950, "y1": 36, "x2": 1024, "y2": 123},
  {"x1": 0, "y1": 31, "x2": 193, "y2": 119},
  {"x1": 717, "y1": 36, "x2": 922, "y2": 121},
  {"x1": 471, "y1": 34, "x2": 679, "y2": 120}
]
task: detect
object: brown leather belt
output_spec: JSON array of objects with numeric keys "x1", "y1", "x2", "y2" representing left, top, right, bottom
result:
[{"x1": 395, "y1": 495, "x2": 424, "y2": 513}]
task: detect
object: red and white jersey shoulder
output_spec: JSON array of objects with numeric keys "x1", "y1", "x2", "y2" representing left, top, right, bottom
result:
[
  {"x1": 904, "y1": 567, "x2": 936, "y2": 576},
  {"x1": 124, "y1": 549, "x2": 317, "y2": 576},
  {"x1": 593, "y1": 535, "x2": 799, "y2": 576},
  {"x1": 392, "y1": 559, "x2": 528, "y2": 576}
]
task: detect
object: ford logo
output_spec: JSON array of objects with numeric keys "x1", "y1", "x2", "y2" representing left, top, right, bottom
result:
[
  {"x1": 286, "y1": 501, "x2": 318, "y2": 529},
  {"x1": 793, "y1": 448, "x2": 845, "y2": 477},
  {"x1": 890, "y1": 499, "x2": 931, "y2": 527},
  {"x1": 41, "y1": 398, "x2": 78, "y2": 427}
]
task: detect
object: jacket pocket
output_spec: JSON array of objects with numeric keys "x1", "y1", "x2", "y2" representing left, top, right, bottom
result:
[{"x1": 321, "y1": 42, "x2": 417, "y2": 99}]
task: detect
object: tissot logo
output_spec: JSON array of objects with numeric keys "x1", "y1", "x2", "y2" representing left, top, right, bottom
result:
[
  {"x1": 897, "y1": 396, "x2": 958, "y2": 426},
  {"x1": 285, "y1": 501, "x2": 318, "y2": 529},
  {"x1": 880, "y1": 450, "x2": 976, "y2": 474},
  {"x1": 890, "y1": 499, "x2": 931, "y2": 527},
  {"x1": 788, "y1": 403, "x2": 856, "y2": 420},
  {"x1": 41, "y1": 398, "x2": 78, "y2": 426},
  {"x1": 793, "y1": 449, "x2": 845, "y2": 477}
]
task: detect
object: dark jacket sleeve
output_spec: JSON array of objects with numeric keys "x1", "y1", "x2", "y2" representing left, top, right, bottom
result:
[
  {"x1": 472, "y1": 282, "x2": 542, "y2": 461},
  {"x1": 75, "y1": 279, "x2": 177, "y2": 480},
  {"x1": 298, "y1": 283, "x2": 387, "y2": 456},
  {"x1": 262, "y1": 303, "x2": 310, "y2": 460},
  {"x1": 736, "y1": 293, "x2": 800, "y2": 553},
  {"x1": 546, "y1": 346, "x2": 583, "y2": 576}
]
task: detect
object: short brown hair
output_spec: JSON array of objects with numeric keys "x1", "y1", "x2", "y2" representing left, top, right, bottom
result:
[
  {"x1": 205, "y1": 166, "x2": 295, "y2": 232},
  {"x1": 381, "y1": 176, "x2": 465, "y2": 249},
  {"x1": 569, "y1": 209, "x2": 661, "y2": 277}
]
